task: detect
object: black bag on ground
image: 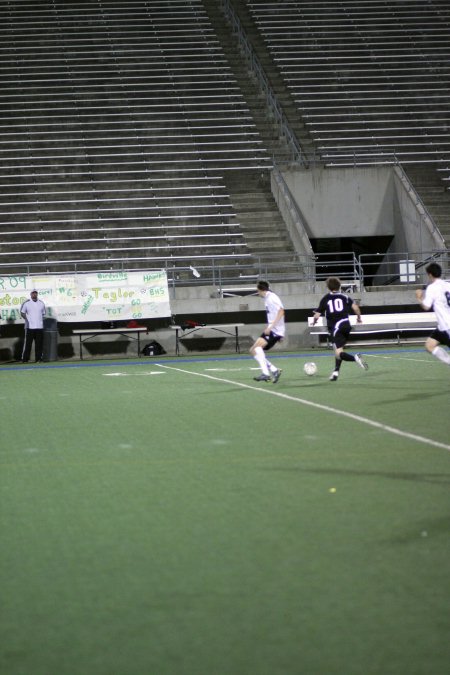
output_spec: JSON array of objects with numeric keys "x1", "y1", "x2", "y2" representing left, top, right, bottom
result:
[{"x1": 141, "y1": 340, "x2": 166, "y2": 357}]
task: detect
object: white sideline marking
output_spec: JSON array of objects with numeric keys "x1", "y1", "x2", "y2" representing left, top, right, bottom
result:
[
  {"x1": 367, "y1": 354, "x2": 434, "y2": 364},
  {"x1": 158, "y1": 364, "x2": 450, "y2": 453},
  {"x1": 103, "y1": 371, "x2": 165, "y2": 377},
  {"x1": 205, "y1": 367, "x2": 259, "y2": 372}
]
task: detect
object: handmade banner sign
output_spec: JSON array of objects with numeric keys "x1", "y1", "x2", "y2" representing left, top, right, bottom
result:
[{"x1": 0, "y1": 270, "x2": 171, "y2": 323}]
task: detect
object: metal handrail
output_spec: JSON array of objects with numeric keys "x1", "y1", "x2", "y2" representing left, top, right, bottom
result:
[
  {"x1": 1, "y1": 250, "x2": 447, "y2": 292},
  {"x1": 393, "y1": 164, "x2": 446, "y2": 250},
  {"x1": 219, "y1": 0, "x2": 305, "y2": 166},
  {"x1": 359, "y1": 250, "x2": 449, "y2": 288}
]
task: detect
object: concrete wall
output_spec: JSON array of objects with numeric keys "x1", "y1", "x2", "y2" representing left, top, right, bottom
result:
[
  {"x1": 280, "y1": 165, "x2": 445, "y2": 257},
  {"x1": 392, "y1": 167, "x2": 447, "y2": 252},
  {"x1": 281, "y1": 166, "x2": 396, "y2": 238}
]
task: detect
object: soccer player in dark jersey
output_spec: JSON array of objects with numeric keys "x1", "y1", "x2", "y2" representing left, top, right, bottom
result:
[{"x1": 312, "y1": 277, "x2": 368, "y2": 381}]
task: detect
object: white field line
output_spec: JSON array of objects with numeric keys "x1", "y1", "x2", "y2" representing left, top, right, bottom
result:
[
  {"x1": 157, "y1": 363, "x2": 450, "y2": 453},
  {"x1": 103, "y1": 371, "x2": 165, "y2": 376},
  {"x1": 366, "y1": 353, "x2": 435, "y2": 364}
]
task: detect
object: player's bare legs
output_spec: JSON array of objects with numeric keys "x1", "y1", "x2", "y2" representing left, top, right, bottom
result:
[
  {"x1": 425, "y1": 336, "x2": 450, "y2": 364},
  {"x1": 250, "y1": 336, "x2": 271, "y2": 378},
  {"x1": 330, "y1": 345, "x2": 367, "y2": 381}
]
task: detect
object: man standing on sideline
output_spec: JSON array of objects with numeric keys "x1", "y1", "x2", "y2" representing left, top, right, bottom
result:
[
  {"x1": 312, "y1": 277, "x2": 368, "y2": 381},
  {"x1": 20, "y1": 289, "x2": 46, "y2": 363},
  {"x1": 251, "y1": 280, "x2": 284, "y2": 383},
  {"x1": 415, "y1": 262, "x2": 450, "y2": 366}
]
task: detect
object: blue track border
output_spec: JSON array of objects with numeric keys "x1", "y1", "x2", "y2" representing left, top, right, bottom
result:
[{"x1": 0, "y1": 347, "x2": 426, "y2": 373}]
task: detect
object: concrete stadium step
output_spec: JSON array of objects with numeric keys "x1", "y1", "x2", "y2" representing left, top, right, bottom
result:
[{"x1": 222, "y1": 169, "x2": 298, "y2": 260}]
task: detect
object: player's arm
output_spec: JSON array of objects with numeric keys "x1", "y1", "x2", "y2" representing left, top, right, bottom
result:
[
  {"x1": 312, "y1": 296, "x2": 327, "y2": 325},
  {"x1": 351, "y1": 301, "x2": 362, "y2": 323},
  {"x1": 311, "y1": 310, "x2": 321, "y2": 326},
  {"x1": 415, "y1": 288, "x2": 432, "y2": 311}
]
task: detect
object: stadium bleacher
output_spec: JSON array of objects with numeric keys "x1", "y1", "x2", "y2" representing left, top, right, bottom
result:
[
  {"x1": 242, "y1": 0, "x2": 450, "y2": 244},
  {"x1": 245, "y1": 0, "x2": 450, "y2": 172},
  {"x1": 0, "y1": 0, "x2": 272, "y2": 274},
  {"x1": 0, "y1": 0, "x2": 448, "y2": 278}
]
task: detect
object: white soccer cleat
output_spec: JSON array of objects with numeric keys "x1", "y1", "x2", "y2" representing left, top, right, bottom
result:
[
  {"x1": 329, "y1": 371, "x2": 339, "y2": 381},
  {"x1": 355, "y1": 353, "x2": 368, "y2": 370},
  {"x1": 272, "y1": 369, "x2": 282, "y2": 383}
]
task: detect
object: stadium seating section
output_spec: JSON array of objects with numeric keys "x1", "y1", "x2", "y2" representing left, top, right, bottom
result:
[{"x1": 0, "y1": 0, "x2": 448, "y2": 277}]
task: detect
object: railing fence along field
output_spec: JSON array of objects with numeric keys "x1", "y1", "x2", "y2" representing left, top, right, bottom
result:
[{"x1": 0, "y1": 250, "x2": 447, "y2": 294}]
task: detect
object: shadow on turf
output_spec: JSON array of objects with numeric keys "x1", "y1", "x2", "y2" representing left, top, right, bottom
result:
[
  {"x1": 383, "y1": 515, "x2": 450, "y2": 543},
  {"x1": 363, "y1": 389, "x2": 443, "y2": 403},
  {"x1": 263, "y1": 466, "x2": 450, "y2": 485}
]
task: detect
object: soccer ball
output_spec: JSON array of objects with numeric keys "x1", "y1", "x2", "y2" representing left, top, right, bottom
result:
[{"x1": 304, "y1": 362, "x2": 318, "y2": 376}]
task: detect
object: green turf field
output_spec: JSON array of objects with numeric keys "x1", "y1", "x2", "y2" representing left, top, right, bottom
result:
[{"x1": 1, "y1": 348, "x2": 449, "y2": 675}]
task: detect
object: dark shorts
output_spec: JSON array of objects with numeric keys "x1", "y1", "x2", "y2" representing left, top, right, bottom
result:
[
  {"x1": 260, "y1": 332, "x2": 283, "y2": 350},
  {"x1": 430, "y1": 328, "x2": 450, "y2": 347},
  {"x1": 331, "y1": 321, "x2": 352, "y2": 349}
]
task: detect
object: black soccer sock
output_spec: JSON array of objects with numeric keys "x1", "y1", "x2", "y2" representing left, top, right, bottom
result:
[
  {"x1": 335, "y1": 358, "x2": 342, "y2": 371},
  {"x1": 340, "y1": 352, "x2": 355, "y2": 362}
]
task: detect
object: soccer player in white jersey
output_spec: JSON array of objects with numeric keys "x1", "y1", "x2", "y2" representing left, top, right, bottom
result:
[
  {"x1": 20, "y1": 289, "x2": 46, "y2": 362},
  {"x1": 250, "y1": 281, "x2": 285, "y2": 383},
  {"x1": 416, "y1": 262, "x2": 450, "y2": 366}
]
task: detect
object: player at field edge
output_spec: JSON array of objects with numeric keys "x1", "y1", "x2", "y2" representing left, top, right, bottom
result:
[
  {"x1": 312, "y1": 277, "x2": 368, "y2": 381},
  {"x1": 250, "y1": 281, "x2": 285, "y2": 383},
  {"x1": 415, "y1": 262, "x2": 450, "y2": 366}
]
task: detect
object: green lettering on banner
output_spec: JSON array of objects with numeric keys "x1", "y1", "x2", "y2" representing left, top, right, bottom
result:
[
  {"x1": 1, "y1": 308, "x2": 22, "y2": 321},
  {"x1": 0, "y1": 294, "x2": 27, "y2": 307},
  {"x1": 0, "y1": 276, "x2": 26, "y2": 290},
  {"x1": 143, "y1": 272, "x2": 162, "y2": 283},
  {"x1": 0, "y1": 270, "x2": 170, "y2": 322},
  {"x1": 94, "y1": 288, "x2": 136, "y2": 302},
  {"x1": 97, "y1": 273, "x2": 128, "y2": 282},
  {"x1": 58, "y1": 287, "x2": 75, "y2": 297},
  {"x1": 148, "y1": 286, "x2": 165, "y2": 297},
  {"x1": 81, "y1": 295, "x2": 94, "y2": 315}
]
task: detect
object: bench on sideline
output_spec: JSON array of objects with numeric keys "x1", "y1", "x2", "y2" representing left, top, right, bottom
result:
[
  {"x1": 73, "y1": 327, "x2": 148, "y2": 359},
  {"x1": 308, "y1": 312, "x2": 437, "y2": 346},
  {"x1": 217, "y1": 286, "x2": 259, "y2": 298},
  {"x1": 171, "y1": 323, "x2": 244, "y2": 355}
]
